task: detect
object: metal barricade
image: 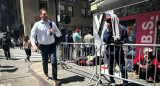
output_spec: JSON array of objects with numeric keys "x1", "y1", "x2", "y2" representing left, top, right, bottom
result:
[
  {"x1": 97, "y1": 44, "x2": 160, "y2": 86},
  {"x1": 57, "y1": 42, "x2": 100, "y2": 85}
]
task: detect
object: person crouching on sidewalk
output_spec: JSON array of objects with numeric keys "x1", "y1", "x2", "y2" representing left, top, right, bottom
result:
[{"x1": 133, "y1": 48, "x2": 159, "y2": 82}]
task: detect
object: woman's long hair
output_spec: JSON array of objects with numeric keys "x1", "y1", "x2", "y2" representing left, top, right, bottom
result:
[{"x1": 24, "y1": 36, "x2": 29, "y2": 42}]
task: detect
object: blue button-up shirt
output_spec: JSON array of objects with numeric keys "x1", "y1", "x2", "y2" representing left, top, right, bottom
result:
[
  {"x1": 103, "y1": 26, "x2": 128, "y2": 55},
  {"x1": 30, "y1": 20, "x2": 61, "y2": 46}
]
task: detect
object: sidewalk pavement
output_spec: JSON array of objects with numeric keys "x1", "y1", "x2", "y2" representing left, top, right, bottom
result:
[
  {"x1": 29, "y1": 61, "x2": 160, "y2": 86},
  {"x1": 29, "y1": 62, "x2": 116, "y2": 86}
]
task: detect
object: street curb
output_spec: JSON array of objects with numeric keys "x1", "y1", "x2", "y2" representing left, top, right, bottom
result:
[{"x1": 28, "y1": 63, "x2": 52, "y2": 86}]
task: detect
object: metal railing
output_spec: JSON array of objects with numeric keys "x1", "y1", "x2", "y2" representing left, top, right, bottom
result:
[
  {"x1": 57, "y1": 42, "x2": 100, "y2": 85},
  {"x1": 98, "y1": 43, "x2": 160, "y2": 86},
  {"x1": 57, "y1": 43, "x2": 160, "y2": 86}
]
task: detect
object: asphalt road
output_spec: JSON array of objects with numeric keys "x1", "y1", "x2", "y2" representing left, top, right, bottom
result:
[{"x1": 0, "y1": 47, "x2": 41, "y2": 86}]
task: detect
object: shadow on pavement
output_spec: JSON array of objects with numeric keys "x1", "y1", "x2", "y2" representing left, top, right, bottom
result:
[
  {"x1": 0, "y1": 65, "x2": 15, "y2": 68},
  {"x1": 127, "y1": 83, "x2": 144, "y2": 86},
  {"x1": 89, "y1": 82, "x2": 144, "y2": 86},
  {"x1": 10, "y1": 58, "x2": 19, "y2": 60},
  {"x1": 31, "y1": 61, "x2": 42, "y2": 62},
  {"x1": 58, "y1": 75, "x2": 85, "y2": 85},
  {"x1": 0, "y1": 67, "x2": 18, "y2": 72},
  {"x1": 0, "y1": 56, "x2": 5, "y2": 58},
  {"x1": 115, "y1": 83, "x2": 144, "y2": 86},
  {"x1": 65, "y1": 67, "x2": 95, "y2": 79}
]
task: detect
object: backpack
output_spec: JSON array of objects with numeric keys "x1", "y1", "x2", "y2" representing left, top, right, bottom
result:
[{"x1": 49, "y1": 22, "x2": 63, "y2": 46}]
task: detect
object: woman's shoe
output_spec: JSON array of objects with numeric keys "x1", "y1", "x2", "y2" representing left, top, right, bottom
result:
[
  {"x1": 24, "y1": 58, "x2": 27, "y2": 63},
  {"x1": 53, "y1": 80, "x2": 58, "y2": 86},
  {"x1": 44, "y1": 74, "x2": 49, "y2": 80},
  {"x1": 27, "y1": 58, "x2": 30, "y2": 62}
]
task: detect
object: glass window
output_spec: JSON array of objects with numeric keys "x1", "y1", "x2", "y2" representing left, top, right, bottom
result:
[
  {"x1": 68, "y1": 6, "x2": 73, "y2": 16},
  {"x1": 60, "y1": 5, "x2": 65, "y2": 14},
  {"x1": 61, "y1": 5, "x2": 65, "y2": 10},
  {"x1": 39, "y1": 1, "x2": 47, "y2": 11},
  {"x1": 88, "y1": 9, "x2": 91, "y2": 18},
  {"x1": 82, "y1": 8, "x2": 86, "y2": 18}
]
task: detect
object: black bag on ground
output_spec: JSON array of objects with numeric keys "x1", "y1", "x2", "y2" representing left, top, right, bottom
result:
[
  {"x1": 74, "y1": 57, "x2": 88, "y2": 65},
  {"x1": 92, "y1": 56, "x2": 103, "y2": 65},
  {"x1": 49, "y1": 22, "x2": 64, "y2": 46}
]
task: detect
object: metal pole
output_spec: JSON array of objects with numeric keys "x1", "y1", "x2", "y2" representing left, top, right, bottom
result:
[{"x1": 54, "y1": 0, "x2": 59, "y2": 28}]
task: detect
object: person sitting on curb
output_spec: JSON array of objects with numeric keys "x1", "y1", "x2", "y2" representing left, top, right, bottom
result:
[{"x1": 133, "y1": 48, "x2": 159, "y2": 82}]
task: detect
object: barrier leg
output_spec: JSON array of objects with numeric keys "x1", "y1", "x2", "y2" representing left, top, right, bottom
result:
[
  {"x1": 58, "y1": 61, "x2": 68, "y2": 69},
  {"x1": 95, "y1": 78, "x2": 101, "y2": 86},
  {"x1": 102, "y1": 74, "x2": 109, "y2": 82},
  {"x1": 95, "y1": 78, "x2": 103, "y2": 86},
  {"x1": 86, "y1": 71, "x2": 97, "y2": 85}
]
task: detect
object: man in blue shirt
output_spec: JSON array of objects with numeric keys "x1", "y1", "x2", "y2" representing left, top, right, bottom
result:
[
  {"x1": 30, "y1": 9, "x2": 61, "y2": 86},
  {"x1": 103, "y1": 14, "x2": 128, "y2": 86},
  {"x1": 64, "y1": 30, "x2": 73, "y2": 60}
]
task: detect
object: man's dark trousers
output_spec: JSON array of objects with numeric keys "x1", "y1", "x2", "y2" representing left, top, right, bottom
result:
[
  {"x1": 2, "y1": 44, "x2": 11, "y2": 60},
  {"x1": 107, "y1": 49, "x2": 128, "y2": 86},
  {"x1": 39, "y1": 43, "x2": 57, "y2": 80}
]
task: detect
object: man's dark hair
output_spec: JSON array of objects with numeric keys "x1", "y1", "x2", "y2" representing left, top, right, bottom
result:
[
  {"x1": 88, "y1": 32, "x2": 92, "y2": 34},
  {"x1": 68, "y1": 30, "x2": 72, "y2": 34},
  {"x1": 24, "y1": 36, "x2": 29, "y2": 42},
  {"x1": 40, "y1": 9, "x2": 47, "y2": 14}
]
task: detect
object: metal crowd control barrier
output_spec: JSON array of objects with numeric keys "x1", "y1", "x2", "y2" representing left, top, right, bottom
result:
[
  {"x1": 57, "y1": 42, "x2": 101, "y2": 85},
  {"x1": 97, "y1": 44, "x2": 160, "y2": 86}
]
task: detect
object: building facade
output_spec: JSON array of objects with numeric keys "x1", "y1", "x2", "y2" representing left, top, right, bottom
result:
[
  {"x1": 20, "y1": 0, "x2": 93, "y2": 37},
  {"x1": 91, "y1": 0, "x2": 160, "y2": 59},
  {"x1": 0, "y1": 0, "x2": 22, "y2": 39},
  {"x1": 58, "y1": 0, "x2": 93, "y2": 36},
  {"x1": 20, "y1": 0, "x2": 55, "y2": 36}
]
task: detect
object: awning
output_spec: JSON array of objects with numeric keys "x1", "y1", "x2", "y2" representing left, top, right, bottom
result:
[{"x1": 96, "y1": 0, "x2": 149, "y2": 13}]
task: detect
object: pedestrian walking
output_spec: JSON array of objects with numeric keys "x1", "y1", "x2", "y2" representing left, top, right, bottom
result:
[
  {"x1": 30, "y1": 9, "x2": 61, "y2": 86},
  {"x1": 18, "y1": 36, "x2": 23, "y2": 49},
  {"x1": 1, "y1": 33, "x2": 11, "y2": 60},
  {"x1": 23, "y1": 36, "x2": 32, "y2": 62},
  {"x1": 103, "y1": 14, "x2": 128, "y2": 86}
]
